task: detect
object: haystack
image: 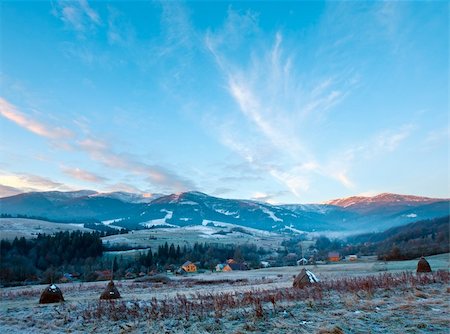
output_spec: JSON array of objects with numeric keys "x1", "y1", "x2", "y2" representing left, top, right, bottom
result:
[
  {"x1": 293, "y1": 268, "x2": 319, "y2": 288},
  {"x1": 100, "y1": 280, "x2": 121, "y2": 300},
  {"x1": 416, "y1": 256, "x2": 432, "y2": 273},
  {"x1": 39, "y1": 284, "x2": 64, "y2": 304}
]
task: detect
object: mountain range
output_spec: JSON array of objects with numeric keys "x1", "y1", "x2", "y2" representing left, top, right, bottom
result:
[{"x1": 0, "y1": 191, "x2": 448, "y2": 234}]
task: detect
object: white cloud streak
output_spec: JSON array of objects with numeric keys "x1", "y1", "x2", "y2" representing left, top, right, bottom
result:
[
  {"x1": 205, "y1": 10, "x2": 356, "y2": 197},
  {"x1": 53, "y1": 0, "x2": 101, "y2": 33},
  {"x1": 0, "y1": 96, "x2": 195, "y2": 194},
  {"x1": 0, "y1": 171, "x2": 70, "y2": 194},
  {"x1": 77, "y1": 138, "x2": 195, "y2": 192},
  {"x1": 61, "y1": 167, "x2": 108, "y2": 183},
  {"x1": 0, "y1": 97, "x2": 73, "y2": 139}
]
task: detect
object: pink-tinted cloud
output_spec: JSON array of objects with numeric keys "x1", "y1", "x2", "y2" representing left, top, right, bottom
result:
[
  {"x1": 77, "y1": 138, "x2": 195, "y2": 192},
  {"x1": 0, "y1": 184, "x2": 23, "y2": 198},
  {"x1": 0, "y1": 98, "x2": 73, "y2": 139},
  {"x1": 62, "y1": 167, "x2": 108, "y2": 183}
]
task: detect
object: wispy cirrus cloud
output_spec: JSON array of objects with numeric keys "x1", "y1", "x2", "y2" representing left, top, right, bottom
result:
[
  {"x1": 250, "y1": 190, "x2": 289, "y2": 205},
  {"x1": 61, "y1": 167, "x2": 108, "y2": 183},
  {"x1": 77, "y1": 138, "x2": 195, "y2": 192},
  {"x1": 52, "y1": 0, "x2": 101, "y2": 34},
  {"x1": 321, "y1": 123, "x2": 416, "y2": 190},
  {"x1": 0, "y1": 171, "x2": 69, "y2": 194},
  {"x1": 374, "y1": 124, "x2": 415, "y2": 153},
  {"x1": 0, "y1": 97, "x2": 73, "y2": 140},
  {"x1": 0, "y1": 94, "x2": 196, "y2": 194},
  {"x1": 204, "y1": 10, "x2": 356, "y2": 198}
]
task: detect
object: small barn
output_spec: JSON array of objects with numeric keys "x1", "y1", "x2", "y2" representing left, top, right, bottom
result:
[
  {"x1": 39, "y1": 284, "x2": 64, "y2": 304},
  {"x1": 293, "y1": 269, "x2": 319, "y2": 289},
  {"x1": 181, "y1": 261, "x2": 197, "y2": 273},
  {"x1": 100, "y1": 280, "x2": 121, "y2": 300},
  {"x1": 417, "y1": 256, "x2": 432, "y2": 273},
  {"x1": 297, "y1": 258, "x2": 308, "y2": 266},
  {"x1": 328, "y1": 252, "x2": 340, "y2": 262}
]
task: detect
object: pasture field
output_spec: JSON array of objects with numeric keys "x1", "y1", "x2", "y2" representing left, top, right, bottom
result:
[
  {"x1": 0, "y1": 218, "x2": 93, "y2": 239},
  {"x1": 102, "y1": 223, "x2": 287, "y2": 251},
  {"x1": 0, "y1": 254, "x2": 448, "y2": 333}
]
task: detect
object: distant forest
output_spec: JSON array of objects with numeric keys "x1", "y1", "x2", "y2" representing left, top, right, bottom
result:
[
  {"x1": 0, "y1": 231, "x2": 267, "y2": 285},
  {"x1": 1, "y1": 216, "x2": 448, "y2": 286},
  {"x1": 345, "y1": 216, "x2": 449, "y2": 260},
  {"x1": 0, "y1": 213, "x2": 129, "y2": 234}
]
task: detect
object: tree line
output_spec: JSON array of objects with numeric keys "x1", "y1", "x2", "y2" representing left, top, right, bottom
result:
[
  {"x1": 136, "y1": 242, "x2": 267, "y2": 271},
  {"x1": 0, "y1": 231, "x2": 104, "y2": 284}
]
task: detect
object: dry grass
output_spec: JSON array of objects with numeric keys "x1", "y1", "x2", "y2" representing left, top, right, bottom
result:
[{"x1": 77, "y1": 271, "x2": 448, "y2": 322}]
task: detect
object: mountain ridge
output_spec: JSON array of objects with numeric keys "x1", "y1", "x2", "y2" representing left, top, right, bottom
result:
[{"x1": 0, "y1": 190, "x2": 448, "y2": 233}]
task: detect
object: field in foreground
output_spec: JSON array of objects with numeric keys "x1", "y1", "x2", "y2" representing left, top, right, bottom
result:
[{"x1": 1, "y1": 254, "x2": 448, "y2": 333}]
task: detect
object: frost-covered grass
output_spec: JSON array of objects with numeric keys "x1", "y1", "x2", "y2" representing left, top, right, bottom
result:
[
  {"x1": 101, "y1": 223, "x2": 285, "y2": 251},
  {"x1": 1, "y1": 271, "x2": 448, "y2": 334},
  {"x1": 1, "y1": 255, "x2": 448, "y2": 333},
  {"x1": 0, "y1": 218, "x2": 93, "y2": 239}
]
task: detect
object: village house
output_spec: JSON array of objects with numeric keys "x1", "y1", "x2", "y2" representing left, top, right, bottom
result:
[
  {"x1": 216, "y1": 259, "x2": 249, "y2": 271},
  {"x1": 328, "y1": 252, "x2": 340, "y2": 262},
  {"x1": 215, "y1": 263, "x2": 232, "y2": 272},
  {"x1": 348, "y1": 254, "x2": 358, "y2": 261},
  {"x1": 297, "y1": 258, "x2": 308, "y2": 266},
  {"x1": 181, "y1": 261, "x2": 197, "y2": 273}
]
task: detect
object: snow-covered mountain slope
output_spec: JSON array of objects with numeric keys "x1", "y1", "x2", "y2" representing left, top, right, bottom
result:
[
  {"x1": 0, "y1": 190, "x2": 448, "y2": 233},
  {"x1": 325, "y1": 193, "x2": 447, "y2": 213},
  {"x1": 91, "y1": 191, "x2": 164, "y2": 203}
]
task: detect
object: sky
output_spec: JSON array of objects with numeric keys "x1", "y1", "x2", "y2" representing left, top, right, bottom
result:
[{"x1": 0, "y1": 0, "x2": 448, "y2": 204}]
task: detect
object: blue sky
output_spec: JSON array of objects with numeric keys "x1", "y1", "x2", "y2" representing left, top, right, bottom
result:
[{"x1": 0, "y1": 0, "x2": 448, "y2": 203}]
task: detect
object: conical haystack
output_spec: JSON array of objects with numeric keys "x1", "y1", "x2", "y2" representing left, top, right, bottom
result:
[
  {"x1": 100, "y1": 280, "x2": 121, "y2": 300},
  {"x1": 293, "y1": 268, "x2": 319, "y2": 288},
  {"x1": 416, "y1": 256, "x2": 432, "y2": 273},
  {"x1": 39, "y1": 284, "x2": 64, "y2": 304}
]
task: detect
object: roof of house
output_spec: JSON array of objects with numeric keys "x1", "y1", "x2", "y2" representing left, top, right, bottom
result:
[{"x1": 182, "y1": 261, "x2": 194, "y2": 267}]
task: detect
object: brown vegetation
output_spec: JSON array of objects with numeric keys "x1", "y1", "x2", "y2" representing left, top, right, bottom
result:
[
  {"x1": 293, "y1": 269, "x2": 318, "y2": 289},
  {"x1": 99, "y1": 280, "x2": 121, "y2": 300},
  {"x1": 39, "y1": 284, "x2": 64, "y2": 304},
  {"x1": 80, "y1": 271, "x2": 448, "y2": 322},
  {"x1": 417, "y1": 257, "x2": 432, "y2": 273}
]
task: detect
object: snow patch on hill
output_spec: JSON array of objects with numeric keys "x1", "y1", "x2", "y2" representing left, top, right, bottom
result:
[
  {"x1": 261, "y1": 206, "x2": 283, "y2": 222},
  {"x1": 101, "y1": 219, "x2": 125, "y2": 230},
  {"x1": 215, "y1": 209, "x2": 238, "y2": 216},
  {"x1": 140, "y1": 210, "x2": 175, "y2": 228}
]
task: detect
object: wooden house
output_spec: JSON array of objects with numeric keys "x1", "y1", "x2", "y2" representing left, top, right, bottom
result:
[
  {"x1": 181, "y1": 261, "x2": 197, "y2": 273},
  {"x1": 215, "y1": 263, "x2": 232, "y2": 272},
  {"x1": 296, "y1": 258, "x2": 308, "y2": 266},
  {"x1": 328, "y1": 252, "x2": 340, "y2": 262},
  {"x1": 348, "y1": 255, "x2": 358, "y2": 261}
]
